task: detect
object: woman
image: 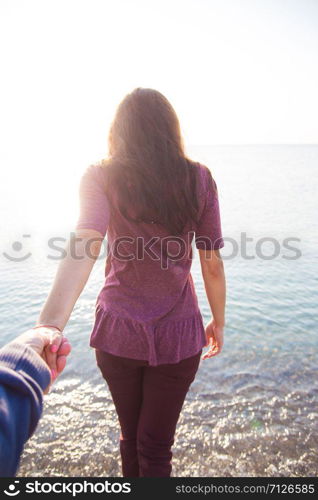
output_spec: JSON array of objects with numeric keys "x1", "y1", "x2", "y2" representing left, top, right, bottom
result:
[{"x1": 36, "y1": 88, "x2": 226, "y2": 477}]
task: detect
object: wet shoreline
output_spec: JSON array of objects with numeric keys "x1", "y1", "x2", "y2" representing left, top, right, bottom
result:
[{"x1": 19, "y1": 368, "x2": 318, "y2": 477}]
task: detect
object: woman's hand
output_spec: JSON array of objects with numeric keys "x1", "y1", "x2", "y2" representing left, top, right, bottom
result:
[
  {"x1": 37, "y1": 327, "x2": 65, "y2": 380},
  {"x1": 202, "y1": 319, "x2": 224, "y2": 360},
  {"x1": 12, "y1": 328, "x2": 71, "y2": 383}
]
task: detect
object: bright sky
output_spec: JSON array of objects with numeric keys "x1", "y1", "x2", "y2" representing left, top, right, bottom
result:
[{"x1": 0, "y1": 0, "x2": 317, "y2": 231}]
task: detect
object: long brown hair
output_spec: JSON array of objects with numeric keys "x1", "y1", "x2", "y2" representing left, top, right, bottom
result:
[{"x1": 101, "y1": 87, "x2": 200, "y2": 235}]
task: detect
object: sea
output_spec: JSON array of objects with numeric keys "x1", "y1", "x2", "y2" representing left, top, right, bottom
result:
[{"x1": 0, "y1": 145, "x2": 317, "y2": 476}]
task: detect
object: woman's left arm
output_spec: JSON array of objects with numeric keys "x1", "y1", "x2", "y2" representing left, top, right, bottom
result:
[
  {"x1": 37, "y1": 164, "x2": 109, "y2": 373},
  {"x1": 38, "y1": 229, "x2": 103, "y2": 330},
  {"x1": 37, "y1": 229, "x2": 104, "y2": 371}
]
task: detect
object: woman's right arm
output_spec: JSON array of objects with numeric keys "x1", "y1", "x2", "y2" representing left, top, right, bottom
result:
[
  {"x1": 195, "y1": 165, "x2": 226, "y2": 359},
  {"x1": 199, "y1": 248, "x2": 226, "y2": 328},
  {"x1": 199, "y1": 248, "x2": 226, "y2": 359}
]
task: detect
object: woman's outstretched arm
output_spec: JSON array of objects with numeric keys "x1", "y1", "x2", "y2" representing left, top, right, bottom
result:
[
  {"x1": 37, "y1": 164, "x2": 109, "y2": 374},
  {"x1": 199, "y1": 248, "x2": 226, "y2": 358},
  {"x1": 37, "y1": 228, "x2": 104, "y2": 371},
  {"x1": 37, "y1": 229, "x2": 103, "y2": 330}
]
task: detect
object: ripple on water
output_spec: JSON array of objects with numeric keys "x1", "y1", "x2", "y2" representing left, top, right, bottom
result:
[{"x1": 19, "y1": 373, "x2": 318, "y2": 477}]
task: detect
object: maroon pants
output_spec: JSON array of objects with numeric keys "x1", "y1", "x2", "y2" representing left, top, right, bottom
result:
[{"x1": 95, "y1": 348, "x2": 202, "y2": 477}]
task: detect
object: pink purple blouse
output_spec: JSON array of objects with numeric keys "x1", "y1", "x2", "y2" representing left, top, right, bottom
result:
[{"x1": 75, "y1": 162, "x2": 224, "y2": 366}]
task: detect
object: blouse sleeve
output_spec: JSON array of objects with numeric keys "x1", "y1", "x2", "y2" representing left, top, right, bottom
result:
[
  {"x1": 195, "y1": 167, "x2": 224, "y2": 251},
  {"x1": 75, "y1": 164, "x2": 110, "y2": 238}
]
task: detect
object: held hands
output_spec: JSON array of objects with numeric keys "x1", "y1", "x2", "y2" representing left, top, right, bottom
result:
[
  {"x1": 202, "y1": 319, "x2": 224, "y2": 360},
  {"x1": 12, "y1": 327, "x2": 71, "y2": 392}
]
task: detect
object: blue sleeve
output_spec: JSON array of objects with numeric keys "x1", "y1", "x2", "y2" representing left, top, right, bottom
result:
[{"x1": 0, "y1": 343, "x2": 50, "y2": 477}]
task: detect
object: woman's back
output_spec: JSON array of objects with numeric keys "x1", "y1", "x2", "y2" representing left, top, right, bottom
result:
[
  {"x1": 75, "y1": 160, "x2": 223, "y2": 365},
  {"x1": 36, "y1": 87, "x2": 226, "y2": 477}
]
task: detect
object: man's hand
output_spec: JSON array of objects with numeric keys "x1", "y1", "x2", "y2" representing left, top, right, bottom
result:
[{"x1": 10, "y1": 328, "x2": 71, "y2": 389}]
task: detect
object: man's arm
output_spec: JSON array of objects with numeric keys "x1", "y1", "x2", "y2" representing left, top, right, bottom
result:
[{"x1": 0, "y1": 343, "x2": 50, "y2": 476}]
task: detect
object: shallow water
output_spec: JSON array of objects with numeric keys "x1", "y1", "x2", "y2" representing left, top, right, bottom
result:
[{"x1": 0, "y1": 145, "x2": 317, "y2": 476}]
